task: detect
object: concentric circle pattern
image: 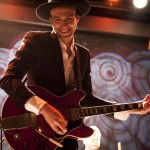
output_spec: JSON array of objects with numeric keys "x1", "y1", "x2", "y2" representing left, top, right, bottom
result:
[{"x1": 91, "y1": 53, "x2": 132, "y2": 99}]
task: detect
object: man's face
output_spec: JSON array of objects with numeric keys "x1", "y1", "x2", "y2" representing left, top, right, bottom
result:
[{"x1": 50, "y1": 6, "x2": 80, "y2": 40}]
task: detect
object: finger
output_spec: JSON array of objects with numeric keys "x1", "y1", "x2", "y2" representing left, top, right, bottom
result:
[
  {"x1": 54, "y1": 116, "x2": 68, "y2": 131},
  {"x1": 47, "y1": 117, "x2": 67, "y2": 135},
  {"x1": 49, "y1": 113, "x2": 68, "y2": 134},
  {"x1": 54, "y1": 121, "x2": 67, "y2": 134},
  {"x1": 128, "y1": 109, "x2": 148, "y2": 115},
  {"x1": 143, "y1": 98, "x2": 150, "y2": 109},
  {"x1": 50, "y1": 121, "x2": 66, "y2": 135},
  {"x1": 143, "y1": 94, "x2": 150, "y2": 102},
  {"x1": 52, "y1": 110, "x2": 68, "y2": 126}
]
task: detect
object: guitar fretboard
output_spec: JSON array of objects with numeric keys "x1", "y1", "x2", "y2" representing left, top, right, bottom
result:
[{"x1": 70, "y1": 102, "x2": 143, "y2": 121}]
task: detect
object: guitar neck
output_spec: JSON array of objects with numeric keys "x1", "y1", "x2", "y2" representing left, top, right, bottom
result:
[{"x1": 70, "y1": 101, "x2": 143, "y2": 121}]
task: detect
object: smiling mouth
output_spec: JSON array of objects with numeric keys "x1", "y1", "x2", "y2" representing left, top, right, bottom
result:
[{"x1": 60, "y1": 29, "x2": 70, "y2": 33}]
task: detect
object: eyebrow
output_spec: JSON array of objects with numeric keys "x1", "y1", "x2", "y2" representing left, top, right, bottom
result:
[{"x1": 54, "y1": 13, "x2": 75, "y2": 17}]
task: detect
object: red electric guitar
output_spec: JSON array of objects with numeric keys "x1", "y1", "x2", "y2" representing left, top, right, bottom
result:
[{"x1": 1, "y1": 86, "x2": 143, "y2": 150}]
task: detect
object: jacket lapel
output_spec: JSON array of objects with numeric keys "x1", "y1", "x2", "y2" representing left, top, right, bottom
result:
[{"x1": 50, "y1": 32, "x2": 66, "y2": 86}]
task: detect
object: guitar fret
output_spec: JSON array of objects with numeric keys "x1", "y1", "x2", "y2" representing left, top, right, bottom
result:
[
  {"x1": 121, "y1": 104, "x2": 125, "y2": 111},
  {"x1": 87, "y1": 108, "x2": 95, "y2": 116},
  {"x1": 94, "y1": 107, "x2": 99, "y2": 115},
  {"x1": 79, "y1": 107, "x2": 98, "y2": 118},
  {"x1": 128, "y1": 102, "x2": 143, "y2": 110},
  {"x1": 113, "y1": 104, "x2": 127, "y2": 112},
  {"x1": 127, "y1": 103, "x2": 134, "y2": 110},
  {"x1": 137, "y1": 102, "x2": 143, "y2": 109},
  {"x1": 106, "y1": 105, "x2": 112, "y2": 113},
  {"x1": 84, "y1": 108, "x2": 88, "y2": 116},
  {"x1": 102, "y1": 105, "x2": 112, "y2": 114},
  {"x1": 70, "y1": 108, "x2": 80, "y2": 121},
  {"x1": 111, "y1": 104, "x2": 133, "y2": 112},
  {"x1": 97, "y1": 107, "x2": 103, "y2": 114},
  {"x1": 112, "y1": 105, "x2": 118, "y2": 112},
  {"x1": 79, "y1": 108, "x2": 86, "y2": 118},
  {"x1": 124, "y1": 103, "x2": 138, "y2": 110},
  {"x1": 85, "y1": 108, "x2": 89, "y2": 116},
  {"x1": 89, "y1": 108, "x2": 95, "y2": 115},
  {"x1": 99, "y1": 106, "x2": 108, "y2": 114}
]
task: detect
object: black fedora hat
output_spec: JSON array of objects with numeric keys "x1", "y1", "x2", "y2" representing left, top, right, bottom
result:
[{"x1": 36, "y1": 0, "x2": 90, "y2": 22}]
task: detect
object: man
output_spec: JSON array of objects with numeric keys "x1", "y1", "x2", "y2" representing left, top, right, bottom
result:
[{"x1": 0, "y1": 0, "x2": 150, "y2": 149}]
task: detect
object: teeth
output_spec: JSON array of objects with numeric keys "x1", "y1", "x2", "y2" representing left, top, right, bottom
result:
[
  {"x1": 60, "y1": 29, "x2": 70, "y2": 33},
  {"x1": 61, "y1": 31, "x2": 67, "y2": 33},
  {"x1": 61, "y1": 30, "x2": 68, "y2": 33}
]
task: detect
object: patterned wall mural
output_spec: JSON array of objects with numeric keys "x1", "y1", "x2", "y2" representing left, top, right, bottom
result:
[
  {"x1": 79, "y1": 51, "x2": 150, "y2": 150},
  {"x1": 0, "y1": 21, "x2": 150, "y2": 150}
]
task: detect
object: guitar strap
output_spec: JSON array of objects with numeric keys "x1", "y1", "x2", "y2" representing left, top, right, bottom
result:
[
  {"x1": 1, "y1": 113, "x2": 37, "y2": 130},
  {"x1": 22, "y1": 73, "x2": 27, "y2": 85},
  {"x1": 74, "y1": 45, "x2": 82, "y2": 90}
]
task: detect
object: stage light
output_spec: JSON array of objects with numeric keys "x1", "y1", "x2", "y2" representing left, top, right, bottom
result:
[
  {"x1": 133, "y1": 0, "x2": 148, "y2": 9},
  {"x1": 109, "y1": 0, "x2": 119, "y2": 2},
  {"x1": 108, "y1": 0, "x2": 119, "y2": 6}
]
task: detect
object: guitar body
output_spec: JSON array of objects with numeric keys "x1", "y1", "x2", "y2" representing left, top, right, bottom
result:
[{"x1": 2, "y1": 86, "x2": 93, "y2": 150}]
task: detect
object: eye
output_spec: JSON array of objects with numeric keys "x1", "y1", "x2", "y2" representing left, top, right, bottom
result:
[
  {"x1": 53, "y1": 17, "x2": 61, "y2": 22},
  {"x1": 67, "y1": 17, "x2": 73, "y2": 22}
]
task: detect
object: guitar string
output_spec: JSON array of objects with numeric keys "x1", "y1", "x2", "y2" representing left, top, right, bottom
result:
[{"x1": 59, "y1": 102, "x2": 143, "y2": 120}]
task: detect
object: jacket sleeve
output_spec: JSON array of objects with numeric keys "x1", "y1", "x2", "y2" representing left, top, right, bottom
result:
[{"x1": 0, "y1": 32, "x2": 36, "y2": 106}]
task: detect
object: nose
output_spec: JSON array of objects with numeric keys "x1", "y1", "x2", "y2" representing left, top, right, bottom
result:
[{"x1": 61, "y1": 20, "x2": 68, "y2": 27}]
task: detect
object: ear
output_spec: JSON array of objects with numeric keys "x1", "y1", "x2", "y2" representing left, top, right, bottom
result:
[
  {"x1": 49, "y1": 17, "x2": 52, "y2": 24},
  {"x1": 76, "y1": 15, "x2": 80, "y2": 23}
]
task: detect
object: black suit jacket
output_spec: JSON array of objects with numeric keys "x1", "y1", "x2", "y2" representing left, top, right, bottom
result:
[{"x1": 0, "y1": 31, "x2": 113, "y2": 107}]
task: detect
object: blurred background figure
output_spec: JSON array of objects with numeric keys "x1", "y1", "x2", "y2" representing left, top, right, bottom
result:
[{"x1": 82, "y1": 126, "x2": 101, "y2": 150}]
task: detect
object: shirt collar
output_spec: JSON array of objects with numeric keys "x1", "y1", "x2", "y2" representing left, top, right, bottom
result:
[{"x1": 58, "y1": 38, "x2": 75, "y2": 52}]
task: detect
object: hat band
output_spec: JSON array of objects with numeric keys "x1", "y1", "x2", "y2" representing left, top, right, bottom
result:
[{"x1": 48, "y1": 0, "x2": 59, "y2": 3}]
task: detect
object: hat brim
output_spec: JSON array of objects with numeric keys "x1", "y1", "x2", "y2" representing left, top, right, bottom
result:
[{"x1": 36, "y1": 1, "x2": 90, "y2": 22}]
